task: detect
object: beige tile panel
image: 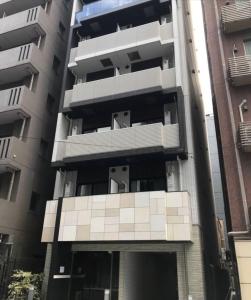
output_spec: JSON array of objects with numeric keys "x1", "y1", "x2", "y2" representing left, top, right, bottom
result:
[
  {"x1": 237, "y1": 257, "x2": 251, "y2": 284},
  {"x1": 235, "y1": 240, "x2": 251, "y2": 257},
  {"x1": 119, "y1": 223, "x2": 135, "y2": 232},
  {"x1": 56, "y1": 191, "x2": 192, "y2": 242},
  {"x1": 240, "y1": 284, "x2": 251, "y2": 300},
  {"x1": 76, "y1": 225, "x2": 90, "y2": 241},
  {"x1": 41, "y1": 227, "x2": 54, "y2": 242}
]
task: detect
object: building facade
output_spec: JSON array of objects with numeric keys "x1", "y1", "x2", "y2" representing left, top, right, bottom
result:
[
  {"x1": 0, "y1": 0, "x2": 72, "y2": 295},
  {"x1": 41, "y1": 0, "x2": 219, "y2": 299},
  {"x1": 203, "y1": 0, "x2": 251, "y2": 299}
]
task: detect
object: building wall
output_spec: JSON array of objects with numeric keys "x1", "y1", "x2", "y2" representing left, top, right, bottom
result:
[
  {"x1": 0, "y1": 0, "x2": 72, "y2": 266},
  {"x1": 203, "y1": 0, "x2": 251, "y2": 232},
  {"x1": 235, "y1": 240, "x2": 251, "y2": 299},
  {"x1": 202, "y1": 0, "x2": 251, "y2": 298}
]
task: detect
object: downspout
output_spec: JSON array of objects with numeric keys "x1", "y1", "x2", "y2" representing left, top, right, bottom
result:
[{"x1": 212, "y1": 0, "x2": 250, "y2": 235}]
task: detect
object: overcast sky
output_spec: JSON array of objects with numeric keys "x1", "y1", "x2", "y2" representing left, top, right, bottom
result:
[{"x1": 190, "y1": 0, "x2": 213, "y2": 115}]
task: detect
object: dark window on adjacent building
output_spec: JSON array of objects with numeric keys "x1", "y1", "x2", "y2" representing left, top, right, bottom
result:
[
  {"x1": 52, "y1": 56, "x2": 61, "y2": 75},
  {"x1": 39, "y1": 139, "x2": 49, "y2": 159},
  {"x1": 59, "y1": 22, "x2": 66, "y2": 36},
  {"x1": 46, "y1": 94, "x2": 56, "y2": 114},
  {"x1": 29, "y1": 192, "x2": 40, "y2": 212}
]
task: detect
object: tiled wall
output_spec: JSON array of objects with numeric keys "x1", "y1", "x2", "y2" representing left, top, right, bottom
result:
[
  {"x1": 42, "y1": 191, "x2": 192, "y2": 242},
  {"x1": 41, "y1": 200, "x2": 58, "y2": 242},
  {"x1": 235, "y1": 240, "x2": 251, "y2": 300}
]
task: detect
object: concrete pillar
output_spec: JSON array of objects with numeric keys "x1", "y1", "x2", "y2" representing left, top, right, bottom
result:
[
  {"x1": 185, "y1": 226, "x2": 206, "y2": 300},
  {"x1": 41, "y1": 244, "x2": 53, "y2": 300}
]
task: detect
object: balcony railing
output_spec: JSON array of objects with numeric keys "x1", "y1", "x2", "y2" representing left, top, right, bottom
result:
[
  {"x1": 239, "y1": 122, "x2": 251, "y2": 152},
  {"x1": 0, "y1": 6, "x2": 47, "y2": 50},
  {"x1": 52, "y1": 122, "x2": 180, "y2": 163},
  {"x1": 0, "y1": 0, "x2": 46, "y2": 16},
  {"x1": 42, "y1": 191, "x2": 192, "y2": 243},
  {"x1": 228, "y1": 55, "x2": 251, "y2": 86},
  {"x1": 68, "y1": 21, "x2": 173, "y2": 75},
  {"x1": 0, "y1": 43, "x2": 40, "y2": 84},
  {"x1": 0, "y1": 136, "x2": 27, "y2": 172},
  {"x1": 64, "y1": 67, "x2": 176, "y2": 108},
  {"x1": 76, "y1": 0, "x2": 150, "y2": 23},
  {"x1": 0, "y1": 86, "x2": 35, "y2": 121},
  {"x1": 221, "y1": 1, "x2": 251, "y2": 33}
]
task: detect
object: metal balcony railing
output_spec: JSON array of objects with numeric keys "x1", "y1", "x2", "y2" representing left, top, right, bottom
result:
[
  {"x1": 221, "y1": 1, "x2": 251, "y2": 33},
  {"x1": 239, "y1": 121, "x2": 251, "y2": 152},
  {"x1": 228, "y1": 55, "x2": 251, "y2": 86}
]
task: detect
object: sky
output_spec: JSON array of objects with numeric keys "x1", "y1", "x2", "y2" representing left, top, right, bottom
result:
[{"x1": 190, "y1": 0, "x2": 213, "y2": 115}]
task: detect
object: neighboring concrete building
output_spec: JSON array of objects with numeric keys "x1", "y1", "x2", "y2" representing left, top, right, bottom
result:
[
  {"x1": 0, "y1": 0, "x2": 72, "y2": 296},
  {"x1": 41, "y1": 0, "x2": 220, "y2": 299},
  {"x1": 203, "y1": 0, "x2": 251, "y2": 299}
]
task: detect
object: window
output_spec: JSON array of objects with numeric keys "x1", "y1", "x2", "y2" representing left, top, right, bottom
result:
[
  {"x1": 244, "y1": 39, "x2": 251, "y2": 55},
  {"x1": 0, "y1": 234, "x2": 9, "y2": 243},
  {"x1": 76, "y1": 182, "x2": 107, "y2": 196},
  {"x1": 52, "y1": 56, "x2": 61, "y2": 75},
  {"x1": 39, "y1": 139, "x2": 49, "y2": 159},
  {"x1": 59, "y1": 22, "x2": 66, "y2": 36},
  {"x1": 86, "y1": 68, "x2": 114, "y2": 82},
  {"x1": 29, "y1": 192, "x2": 40, "y2": 212},
  {"x1": 46, "y1": 94, "x2": 56, "y2": 114},
  {"x1": 131, "y1": 178, "x2": 166, "y2": 192}
]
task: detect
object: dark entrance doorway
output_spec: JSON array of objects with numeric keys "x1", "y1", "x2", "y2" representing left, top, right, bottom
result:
[
  {"x1": 69, "y1": 251, "x2": 119, "y2": 300},
  {"x1": 124, "y1": 252, "x2": 178, "y2": 300}
]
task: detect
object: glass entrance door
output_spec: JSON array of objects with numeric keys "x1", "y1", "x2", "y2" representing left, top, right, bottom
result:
[{"x1": 69, "y1": 252, "x2": 119, "y2": 300}]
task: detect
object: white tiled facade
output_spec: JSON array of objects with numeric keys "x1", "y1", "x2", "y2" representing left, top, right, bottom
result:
[{"x1": 42, "y1": 191, "x2": 192, "y2": 242}]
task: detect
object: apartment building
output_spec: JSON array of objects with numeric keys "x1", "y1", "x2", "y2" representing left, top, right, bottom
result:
[
  {"x1": 203, "y1": 0, "x2": 251, "y2": 299},
  {"x1": 0, "y1": 0, "x2": 72, "y2": 295},
  {"x1": 41, "y1": 0, "x2": 220, "y2": 299}
]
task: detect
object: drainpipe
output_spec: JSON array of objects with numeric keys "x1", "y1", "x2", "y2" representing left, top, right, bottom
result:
[
  {"x1": 238, "y1": 99, "x2": 247, "y2": 123},
  {"x1": 212, "y1": 0, "x2": 250, "y2": 235},
  {"x1": 228, "y1": 100, "x2": 250, "y2": 238}
]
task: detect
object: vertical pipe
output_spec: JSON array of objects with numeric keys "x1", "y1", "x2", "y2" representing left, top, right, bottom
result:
[
  {"x1": 19, "y1": 118, "x2": 27, "y2": 140},
  {"x1": 7, "y1": 171, "x2": 15, "y2": 202}
]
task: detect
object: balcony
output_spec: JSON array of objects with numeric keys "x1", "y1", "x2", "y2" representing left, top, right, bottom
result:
[
  {"x1": 64, "y1": 67, "x2": 176, "y2": 108},
  {"x1": 0, "y1": 86, "x2": 35, "y2": 124},
  {"x1": 0, "y1": 0, "x2": 46, "y2": 16},
  {"x1": 239, "y1": 122, "x2": 251, "y2": 152},
  {"x1": 53, "y1": 122, "x2": 180, "y2": 163},
  {"x1": 41, "y1": 191, "x2": 192, "y2": 243},
  {"x1": 0, "y1": 136, "x2": 26, "y2": 173},
  {"x1": 68, "y1": 21, "x2": 173, "y2": 76},
  {"x1": 0, "y1": 6, "x2": 47, "y2": 50},
  {"x1": 0, "y1": 43, "x2": 41, "y2": 84},
  {"x1": 76, "y1": 0, "x2": 152, "y2": 23},
  {"x1": 228, "y1": 55, "x2": 251, "y2": 86},
  {"x1": 221, "y1": 1, "x2": 251, "y2": 33}
]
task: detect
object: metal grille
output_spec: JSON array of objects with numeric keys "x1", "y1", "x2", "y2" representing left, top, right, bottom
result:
[
  {"x1": 228, "y1": 55, "x2": 251, "y2": 85},
  {"x1": 222, "y1": 1, "x2": 251, "y2": 32},
  {"x1": 239, "y1": 121, "x2": 251, "y2": 152}
]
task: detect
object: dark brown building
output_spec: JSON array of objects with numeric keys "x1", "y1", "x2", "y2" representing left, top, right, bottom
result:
[{"x1": 202, "y1": 0, "x2": 251, "y2": 299}]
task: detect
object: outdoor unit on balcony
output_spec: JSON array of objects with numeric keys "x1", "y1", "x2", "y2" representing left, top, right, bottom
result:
[{"x1": 239, "y1": 122, "x2": 251, "y2": 152}]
